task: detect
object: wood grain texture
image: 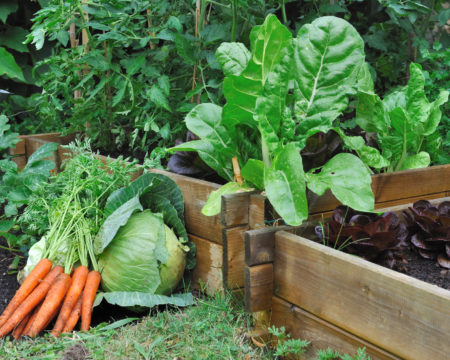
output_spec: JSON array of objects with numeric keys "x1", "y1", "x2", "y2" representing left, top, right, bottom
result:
[
  {"x1": 245, "y1": 226, "x2": 289, "y2": 266},
  {"x1": 274, "y1": 230, "x2": 450, "y2": 360},
  {"x1": 308, "y1": 164, "x2": 450, "y2": 214},
  {"x1": 249, "y1": 194, "x2": 266, "y2": 229},
  {"x1": 271, "y1": 296, "x2": 400, "y2": 360},
  {"x1": 221, "y1": 192, "x2": 251, "y2": 227},
  {"x1": 11, "y1": 155, "x2": 27, "y2": 169},
  {"x1": 223, "y1": 225, "x2": 249, "y2": 289},
  {"x1": 189, "y1": 234, "x2": 223, "y2": 296},
  {"x1": 245, "y1": 264, "x2": 273, "y2": 312}
]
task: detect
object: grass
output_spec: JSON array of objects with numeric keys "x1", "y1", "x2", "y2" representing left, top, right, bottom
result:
[
  {"x1": 0, "y1": 291, "x2": 271, "y2": 360},
  {"x1": 0, "y1": 290, "x2": 371, "y2": 360}
]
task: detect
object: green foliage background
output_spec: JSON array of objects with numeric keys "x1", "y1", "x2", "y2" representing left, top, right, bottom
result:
[{"x1": 1, "y1": 0, "x2": 448, "y2": 163}]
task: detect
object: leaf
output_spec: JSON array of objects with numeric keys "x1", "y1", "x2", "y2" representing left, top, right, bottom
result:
[
  {"x1": 422, "y1": 89, "x2": 448, "y2": 136},
  {"x1": 293, "y1": 16, "x2": 365, "y2": 144},
  {"x1": 167, "y1": 140, "x2": 234, "y2": 182},
  {"x1": 158, "y1": 75, "x2": 170, "y2": 96},
  {"x1": 0, "y1": 220, "x2": 14, "y2": 232},
  {"x1": 174, "y1": 33, "x2": 195, "y2": 66},
  {"x1": 222, "y1": 15, "x2": 292, "y2": 129},
  {"x1": 241, "y1": 159, "x2": 265, "y2": 190},
  {"x1": 406, "y1": 63, "x2": 429, "y2": 125},
  {"x1": 0, "y1": 26, "x2": 29, "y2": 53},
  {"x1": 0, "y1": 115, "x2": 19, "y2": 150},
  {"x1": 201, "y1": 23, "x2": 228, "y2": 45},
  {"x1": 264, "y1": 144, "x2": 308, "y2": 226},
  {"x1": 28, "y1": 28, "x2": 45, "y2": 50},
  {"x1": 398, "y1": 152, "x2": 430, "y2": 170},
  {"x1": 97, "y1": 317, "x2": 139, "y2": 330},
  {"x1": 202, "y1": 182, "x2": 252, "y2": 216},
  {"x1": 95, "y1": 196, "x2": 143, "y2": 254},
  {"x1": 24, "y1": 142, "x2": 58, "y2": 169},
  {"x1": 95, "y1": 291, "x2": 194, "y2": 308},
  {"x1": 306, "y1": 153, "x2": 374, "y2": 212},
  {"x1": 215, "y1": 42, "x2": 251, "y2": 76},
  {"x1": 0, "y1": 47, "x2": 25, "y2": 81},
  {"x1": 55, "y1": 29, "x2": 69, "y2": 47},
  {"x1": 112, "y1": 79, "x2": 127, "y2": 107},
  {"x1": 356, "y1": 91, "x2": 389, "y2": 135},
  {"x1": 334, "y1": 128, "x2": 389, "y2": 169},
  {"x1": 149, "y1": 85, "x2": 171, "y2": 112},
  {"x1": 0, "y1": 1, "x2": 17, "y2": 23}
]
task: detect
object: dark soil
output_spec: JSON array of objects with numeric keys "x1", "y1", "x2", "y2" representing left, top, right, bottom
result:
[
  {"x1": 395, "y1": 247, "x2": 450, "y2": 290},
  {"x1": 62, "y1": 344, "x2": 90, "y2": 360},
  {"x1": 0, "y1": 238, "x2": 21, "y2": 314}
]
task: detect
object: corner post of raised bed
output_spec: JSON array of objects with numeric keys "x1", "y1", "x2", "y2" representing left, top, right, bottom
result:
[{"x1": 220, "y1": 191, "x2": 261, "y2": 292}]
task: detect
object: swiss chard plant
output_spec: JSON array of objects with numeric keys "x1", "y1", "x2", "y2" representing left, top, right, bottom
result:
[
  {"x1": 168, "y1": 15, "x2": 375, "y2": 225},
  {"x1": 342, "y1": 62, "x2": 449, "y2": 173}
]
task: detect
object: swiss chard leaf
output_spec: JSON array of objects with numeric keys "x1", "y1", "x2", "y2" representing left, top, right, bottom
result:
[
  {"x1": 264, "y1": 144, "x2": 308, "y2": 225},
  {"x1": 293, "y1": 16, "x2": 365, "y2": 148},
  {"x1": 306, "y1": 153, "x2": 374, "y2": 212},
  {"x1": 201, "y1": 182, "x2": 253, "y2": 216}
]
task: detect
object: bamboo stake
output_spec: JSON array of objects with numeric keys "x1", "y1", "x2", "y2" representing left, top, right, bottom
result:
[
  {"x1": 146, "y1": 9, "x2": 156, "y2": 50},
  {"x1": 190, "y1": 0, "x2": 201, "y2": 103},
  {"x1": 70, "y1": 23, "x2": 82, "y2": 99}
]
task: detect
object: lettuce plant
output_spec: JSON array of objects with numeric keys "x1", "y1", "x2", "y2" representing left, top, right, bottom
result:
[
  {"x1": 168, "y1": 15, "x2": 375, "y2": 226},
  {"x1": 315, "y1": 207, "x2": 408, "y2": 268},
  {"x1": 404, "y1": 200, "x2": 450, "y2": 269}
]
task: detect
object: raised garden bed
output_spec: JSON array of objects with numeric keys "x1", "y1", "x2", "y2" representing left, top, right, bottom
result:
[
  {"x1": 9, "y1": 133, "x2": 450, "y2": 300},
  {"x1": 244, "y1": 199, "x2": 450, "y2": 360}
]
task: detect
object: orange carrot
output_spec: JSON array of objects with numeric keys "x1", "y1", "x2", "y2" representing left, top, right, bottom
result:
[
  {"x1": 26, "y1": 273, "x2": 72, "y2": 338},
  {"x1": 0, "y1": 258, "x2": 52, "y2": 328},
  {"x1": 62, "y1": 292, "x2": 83, "y2": 333},
  {"x1": 21, "y1": 302, "x2": 43, "y2": 337},
  {"x1": 11, "y1": 312, "x2": 30, "y2": 339},
  {"x1": 0, "y1": 265, "x2": 63, "y2": 338},
  {"x1": 51, "y1": 265, "x2": 88, "y2": 337},
  {"x1": 80, "y1": 270, "x2": 101, "y2": 331}
]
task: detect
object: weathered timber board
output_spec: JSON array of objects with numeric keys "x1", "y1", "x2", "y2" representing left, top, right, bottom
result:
[
  {"x1": 271, "y1": 297, "x2": 400, "y2": 360},
  {"x1": 249, "y1": 194, "x2": 266, "y2": 229},
  {"x1": 245, "y1": 264, "x2": 273, "y2": 313},
  {"x1": 273, "y1": 230, "x2": 450, "y2": 360},
  {"x1": 308, "y1": 164, "x2": 450, "y2": 214},
  {"x1": 189, "y1": 234, "x2": 223, "y2": 296},
  {"x1": 223, "y1": 225, "x2": 249, "y2": 289}
]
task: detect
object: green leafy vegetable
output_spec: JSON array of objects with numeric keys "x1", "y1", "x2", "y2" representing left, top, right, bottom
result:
[
  {"x1": 168, "y1": 15, "x2": 374, "y2": 225},
  {"x1": 353, "y1": 62, "x2": 449, "y2": 172}
]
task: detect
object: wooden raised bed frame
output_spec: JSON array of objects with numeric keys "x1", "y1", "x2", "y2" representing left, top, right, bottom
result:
[
  {"x1": 9, "y1": 133, "x2": 450, "y2": 299},
  {"x1": 244, "y1": 199, "x2": 450, "y2": 360}
]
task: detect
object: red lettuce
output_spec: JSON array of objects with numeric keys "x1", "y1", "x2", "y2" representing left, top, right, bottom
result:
[
  {"x1": 315, "y1": 206, "x2": 408, "y2": 268},
  {"x1": 403, "y1": 200, "x2": 450, "y2": 269}
]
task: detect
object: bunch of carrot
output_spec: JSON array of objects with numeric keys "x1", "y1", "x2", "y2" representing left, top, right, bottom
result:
[{"x1": 0, "y1": 258, "x2": 101, "y2": 339}]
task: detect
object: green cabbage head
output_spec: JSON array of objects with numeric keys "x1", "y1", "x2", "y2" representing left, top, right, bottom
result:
[{"x1": 98, "y1": 210, "x2": 188, "y2": 296}]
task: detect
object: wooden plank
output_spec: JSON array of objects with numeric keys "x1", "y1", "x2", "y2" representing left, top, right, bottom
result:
[
  {"x1": 308, "y1": 164, "x2": 450, "y2": 214},
  {"x1": 149, "y1": 169, "x2": 223, "y2": 244},
  {"x1": 271, "y1": 296, "x2": 400, "y2": 360},
  {"x1": 221, "y1": 192, "x2": 250, "y2": 227},
  {"x1": 249, "y1": 193, "x2": 266, "y2": 229},
  {"x1": 189, "y1": 234, "x2": 223, "y2": 296},
  {"x1": 223, "y1": 225, "x2": 249, "y2": 289},
  {"x1": 9, "y1": 138, "x2": 25, "y2": 155},
  {"x1": 245, "y1": 226, "x2": 287, "y2": 266},
  {"x1": 11, "y1": 155, "x2": 27, "y2": 169},
  {"x1": 274, "y1": 230, "x2": 450, "y2": 360},
  {"x1": 245, "y1": 264, "x2": 273, "y2": 312}
]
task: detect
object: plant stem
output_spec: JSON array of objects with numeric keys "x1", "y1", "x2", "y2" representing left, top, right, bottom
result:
[
  {"x1": 280, "y1": 0, "x2": 288, "y2": 25},
  {"x1": 261, "y1": 136, "x2": 271, "y2": 168},
  {"x1": 231, "y1": 0, "x2": 237, "y2": 42}
]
